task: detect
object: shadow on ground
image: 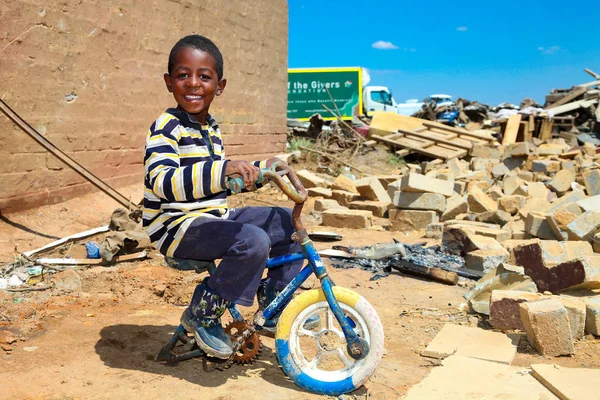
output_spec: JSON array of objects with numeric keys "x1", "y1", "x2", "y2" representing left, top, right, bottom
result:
[{"x1": 95, "y1": 324, "x2": 305, "y2": 393}]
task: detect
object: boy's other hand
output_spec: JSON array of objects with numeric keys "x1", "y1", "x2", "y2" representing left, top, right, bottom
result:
[{"x1": 226, "y1": 160, "x2": 260, "y2": 187}]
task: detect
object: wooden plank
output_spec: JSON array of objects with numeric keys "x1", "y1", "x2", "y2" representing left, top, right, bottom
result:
[
  {"x1": 397, "y1": 128, "x2": 472, "y2": 150},
  {"x1": 395, "y1": 149, "x2": 412, "y2": 157},
  {"x1": 539, "y1": 118, "x2": 554, "y2": 141},
  {"x1": 543, "y1": 99, "x2": 598, "y2": 116},
  {"x1": 524, "y1": 117, "x2": 533, "y2": 142},
  {"x1": 371, "y1": 134, "x2": 455, "y2": 160},
  {"x1": 422, "y1": 122, "x2": 494, "y2": 142},
  {"x1": 547, "y1": 88, "x2": 587, "y2": 109},
  {"x1": 584, "y1": 68, "x2": 600, "y2": 80},
  {"x1": 502, "y1": 114, "x2": 522, "y2": 145},
  {"x1": 574, "y1": 80, "x2": 600, "y2": 89}
]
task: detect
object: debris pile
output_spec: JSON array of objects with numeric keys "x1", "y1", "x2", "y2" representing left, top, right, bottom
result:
[{"x1": 298, "y1": 74, "x2": 600, "y2": 355}]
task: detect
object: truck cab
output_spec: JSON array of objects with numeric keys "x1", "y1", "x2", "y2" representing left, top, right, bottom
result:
[{"x1": 363, "y1": 86, "x2": 398, "y2": 117}]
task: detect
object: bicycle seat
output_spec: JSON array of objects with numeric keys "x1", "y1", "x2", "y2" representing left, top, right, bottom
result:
[{"x1": 164, "y1": 257, "x2": 216, "y2": 274}]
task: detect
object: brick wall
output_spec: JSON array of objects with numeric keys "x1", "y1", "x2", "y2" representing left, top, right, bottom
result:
[{"x1": 0, "y1": 0, "x2": 288, "y2": 213}]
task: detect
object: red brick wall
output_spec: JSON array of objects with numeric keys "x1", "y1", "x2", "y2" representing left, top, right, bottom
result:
[{"x1": 0, "y1": 0, "x2": 288, "y2": 213}]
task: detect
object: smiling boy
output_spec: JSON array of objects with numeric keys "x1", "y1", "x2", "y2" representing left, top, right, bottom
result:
[{"x1": 142, "y1": 35, "x2": 310, "y2": 359}]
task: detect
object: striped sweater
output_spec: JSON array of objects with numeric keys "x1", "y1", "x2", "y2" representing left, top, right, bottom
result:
[{"x1": 143, "y1": 107, "x2": 263, "y2": 257}]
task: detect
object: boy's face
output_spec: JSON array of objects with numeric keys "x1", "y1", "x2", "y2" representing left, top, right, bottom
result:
[{"x1": 164, "y1": 47, "x2": 226, "y2": 124}]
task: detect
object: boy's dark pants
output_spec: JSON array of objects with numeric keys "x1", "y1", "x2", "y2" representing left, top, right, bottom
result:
[{"x1": 173, "y1": 207, "x2": 302, "y2": 307}]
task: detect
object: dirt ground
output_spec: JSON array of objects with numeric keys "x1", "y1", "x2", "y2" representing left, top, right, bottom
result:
[{"x1": 1, "y1": 151, "x2": 600, "y2": 400}]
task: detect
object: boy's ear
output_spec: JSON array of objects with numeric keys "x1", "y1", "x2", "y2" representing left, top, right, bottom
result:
[
  {"x1": 164, "y1": 73, "x2": 173, "y2": 93},
  {"x1": 216, "y1": 78, "x2": 227, "y2": 96}
]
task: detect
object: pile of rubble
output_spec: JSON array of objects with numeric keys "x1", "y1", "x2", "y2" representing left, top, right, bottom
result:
[
  {"x1": 297, "y1": 127, "x2": 600, "y2": 356},
  {"x1": 410, "y1": 67, "x2": 600, "y2": 140}
]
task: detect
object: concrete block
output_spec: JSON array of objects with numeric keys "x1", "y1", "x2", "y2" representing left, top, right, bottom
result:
[
  {"x1": 491, "y1": 163, "x2": 510, "y2": 178},
  {"x1": 504, "y1": 142, "x2": 532, "y2": 158},
  {"x1": 453, "y1": 181, "x2": 466, "y2": 195},
  {"x1": 377, "y1": 175, "x2": 402, "y2": 190},
  {"x1": 443, "y1": 227, "x2": 508, "y2": 256},
  {"x1": 331, "y1": 175, "x2": 358, "y2": 193},
  {"x1": 503, "y1": 219, "x2": 526, "y2": 240},
  {"x1": 330, "y1": 190, "x2": 360, "y2": 207},
  {"x1": 537, "y1": 143, "x2": 566, "y2": 156},
  {"x1": 467, "y1": 186, "x2": 498, "y2": 213},
  {"x1": 526, "y1": 182, "x2": 549, "y2": 199},
  {"x1": 421, "y1": 325, "x2": 519, "y2": 364},
  {"x1": 307, "y1": 187, "x2": 332, "y2": 198},
  {"x1": 561, "y1": 160, "x2": 578, "y2": 174},
  {"x1": 547, "y1": 169, "x2": 575, "y2": 194},
  {"x1": 400, "y1": 173, "x2": 454, "y2": 197},
  {"x1": 470, "y1": 157, "x2": 493, "y2": 172},
  {"x1": 503, "y1": 156, "x2": 526, "y2": 171},
  {"x1": 582, "y1": 296, "x2": 600, "y2": 336},
  {"x1": 525, "y1": 212, "x2": 557, "y2": 240},
  {"x1": 517, "y1": 170, "x2": 534, "y2": 181},
  {"x1": 321, "y1": 209, "x2": 373, "y2": 229},
  {"x1": 557, "y1": 296, "x2": 586, "y2": 340},
  {"x1": 314, "y1": 199, "x2": 344, "y2": 212},
  {"x1": 503, "y1": 175, "x2": 523, "y2": 196},
  {"x1": 389, "y1": 209, "x2": 438, "y2": 232},
  {"x1": 405, "y1": 356, "x2": 557, "y2": 399},
  {"x1": 548, "y1": 190, "x2": 587, "y2": 213},
  {"x1": 513, "y1": 243, "x2": 600, "y2": 292},
  {"x1": 583, "y1": 169, "x2": 600, "y2": 196},
  {"x1": 393, "y1": 191, "x2": 446, "y2": 213},
  {"x1": 356, "y1": 176, "x2": 391, "y2": 202},
  {"x1": 489, "y1": 290, "x2": 544, "y2": 330},
  {"x1": 440, "y1": 195, "x2": 468, "y2": 222},
  {"x1": 297, "y1": 169, "x2": 328, "y2": 188},
  {"x1": 425, "y1": 223, "x2": 444, "y2": 239},
  {"x1": 476, "y1": 210, "x2": 512, "y2": 226},
  {"x1": 466, "y1": 249, "x2": 509, "y2": 272},
  {"x1": 386, "y1": 180, "x2": 402, "y2": 200},
  {"x1": 488, "y1": 186, "x2": 505, "y2": 201},
  {"x1": 466, "y1": 179, "x2": 492, "y2": 193},
  {"x1": 531, "y1": 364, "x2": 600, "y2": 400},
  {"x1": 577, "y1": 195, "x2": 600, "y2": 212},
  {"x1": 566, "y1": 211, "x2": 600, "y2": 241},
  {"x1": 502, "y1": 239, "x2": 541, "y2": 263},
  {"x1": 348, "y1": 200, "x2": 390, "y2": 218},
  {"x1": 548, "y1": 203, "x2": 582, "y2": 230},
  {"x1": 520, "y1": 298, "x2": 574, "y2": 356},
  {"x1": 498, "y1": 195, "x2": 526, "y2": 215},
  {"x1": 531, "y1": 160, "x2": 561, "y2": 173},
  {"x1": 519, "y1": 198, "x2": 552, "y2": 219},
  {"x1": 471, "y1": 144, "x2": 502, "y2": 159}
]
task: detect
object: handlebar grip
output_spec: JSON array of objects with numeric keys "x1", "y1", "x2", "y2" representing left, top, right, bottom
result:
[{"x1": 227, "y1": 170, "x2": 263, "y2": 194}]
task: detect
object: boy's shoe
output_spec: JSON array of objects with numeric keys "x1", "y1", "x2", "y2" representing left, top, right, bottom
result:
[
  {"x1": 257, "y1": 280, "x2": 321, "y2": 332},
  {"x1": 181, "y1": 280, "x2": 233, "y2": 359}
]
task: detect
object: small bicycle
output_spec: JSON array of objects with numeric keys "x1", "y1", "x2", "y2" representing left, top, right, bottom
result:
[{"x1": 156, "y1": 162, "x2": 384, "y2": 396}]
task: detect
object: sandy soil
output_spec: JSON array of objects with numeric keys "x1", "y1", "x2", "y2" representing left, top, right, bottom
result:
[{"x1": 1, "y1": 150, "x2": 599, "y2": 399}]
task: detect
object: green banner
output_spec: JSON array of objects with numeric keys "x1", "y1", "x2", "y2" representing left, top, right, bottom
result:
[{"x1": 287, "y1": 68, "x2": 362, "y2": 121}]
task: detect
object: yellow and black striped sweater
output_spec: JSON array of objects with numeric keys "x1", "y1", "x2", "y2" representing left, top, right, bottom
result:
[{"x1": 143, "y1": 108, "x2": 264, "y2": 256}]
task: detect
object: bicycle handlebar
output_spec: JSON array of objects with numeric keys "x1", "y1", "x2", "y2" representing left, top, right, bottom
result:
[{"x1": 226, "y1": 161, "x2": 308, "y2": 204}]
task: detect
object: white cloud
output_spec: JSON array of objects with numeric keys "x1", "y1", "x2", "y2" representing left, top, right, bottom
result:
[
  {"x1": 456, "y1": 26, "x2": 468, "y2": 32},
  {"x1": 538, "y1": 45, "x2": 562, "y2": 54},
  {"x1": 371, "y1": 40, "x2": 399, "y2": 50}
]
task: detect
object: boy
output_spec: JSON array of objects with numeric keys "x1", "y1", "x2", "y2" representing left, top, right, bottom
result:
[{"x1": 143, "y1": 35, "x2": 307, "y2": 359}]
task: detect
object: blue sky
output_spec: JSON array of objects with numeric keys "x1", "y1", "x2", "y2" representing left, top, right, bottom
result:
[{"x1": 288, "y1": 0, "x2": 600, "y2": 105}]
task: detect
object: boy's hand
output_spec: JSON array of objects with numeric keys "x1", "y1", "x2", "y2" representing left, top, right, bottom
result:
[{"x1": 226, "y1": 160, "x2": 260, "y2": 188}]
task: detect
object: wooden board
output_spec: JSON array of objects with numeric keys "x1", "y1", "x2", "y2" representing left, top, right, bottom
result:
[
  {"x1": 539, "y1": 118, "x2": 554, "y2": 141},
  {"x1": 547, "y1": 88, "x2": 587, "y2": 109},
  {"x1": 372, "y1": 134, "x2": 466, "y2": 160},
  {"x1": 502, "y1": 114, "x2": 522, "y2": 145}
]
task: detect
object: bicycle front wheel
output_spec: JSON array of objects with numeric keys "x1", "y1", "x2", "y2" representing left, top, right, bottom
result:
[{"x1": 275, "y1": 286, "x2": 384, "y2": 396}]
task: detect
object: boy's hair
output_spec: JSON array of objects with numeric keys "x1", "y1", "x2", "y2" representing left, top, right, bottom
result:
[{"x1": 168, "y1": 35, "x2": 224, "y2": 80}]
